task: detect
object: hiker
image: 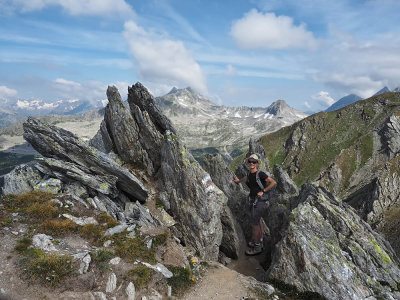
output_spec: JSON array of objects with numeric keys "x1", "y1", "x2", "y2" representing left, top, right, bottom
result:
[{"x1": 233, "y1": 154, "x2": 277, "y2": 255}]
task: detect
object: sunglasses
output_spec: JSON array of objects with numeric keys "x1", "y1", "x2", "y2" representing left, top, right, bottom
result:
[{"x1": 248, "y1": 160, "x2": 258, "y2": 164}]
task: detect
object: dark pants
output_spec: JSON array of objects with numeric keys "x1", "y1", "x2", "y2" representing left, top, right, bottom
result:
[{"x1": 249, "y1": 196, "x2": 268, "y2": 225}]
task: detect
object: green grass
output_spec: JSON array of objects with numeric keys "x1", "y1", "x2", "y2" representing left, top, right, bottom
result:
[
  {"x1": 379, "y1": 204, "x2": 400, "y2": 257},
  {"x1": 40, "y1": 219, "x2": 77, "y2": 236},
  {"x1": 257, "y1": 93, "x2": 400, "y2": 190},
  {"x1": 113, "y1": 233, "x2": 156, "y2": 264},
  {"x1": 26, "y1": 253, "x2": 74, "y2": 286},
  {"x1": 95, "y1": 212, "x2": 119, "y2": 228},
  {"x1": 125, "y1": 265, "x2": 154, "y2": 289},
  {"x1": 166, "y1": 265, "x2": 194, "y2": 296},
  {"x1": 91, "y1": 249, "x2": 113, "y2": 273}
]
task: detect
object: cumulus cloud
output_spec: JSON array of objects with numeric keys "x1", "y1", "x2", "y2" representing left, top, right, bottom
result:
[
  {"x1": 0, "y1": 85, "x2": 18, "y2": 98},
  {"x1": 51, "y1": 78, "x2": 108, "y2": 105},
  {"x1": 230, "y1": 9, "x2": 317, "y2": 50},
  {"x1": 311, "y1": 34, "x2": 400, "y2": 98},
  {"x1": 312, "y1": 91, "x2": 335, "y2": 107},
  {"x1": 5, "y1": 0, "x2": 135, "y2": 17},
  {"x1": 123, "y1": 20, "x2": 207, "y2": 94}
]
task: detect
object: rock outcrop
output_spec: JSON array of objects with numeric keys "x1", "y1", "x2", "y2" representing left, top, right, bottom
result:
[
  {"x1": 346, "y1": 155, "x2": 400, "y2": 227},
  {"x1": 19, "y1": 82, "x2": 227, "y2": 260},
  {"x1": 267, "y1": 184, "x2": 400, "y2": 300},
  {"x1": 203, "y1": 153, "x2": 246, "y2": 258},
  {"x1": 23, "y1": 117, "x2": 148, "y2": 203}
]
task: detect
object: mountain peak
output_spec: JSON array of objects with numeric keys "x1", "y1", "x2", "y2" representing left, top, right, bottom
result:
[
  {"x1": 325, "y1": 94, "x2": 362, "y2": 112},
  {"x1": 373, "y1": 86, "x2": 391, "y2": 96},
  {"x1": 265, "y1": 99, "x2": 307, "y2": 118},
  {"x1": 167, "y1": 87, "x2": 179, "y2": 94}
]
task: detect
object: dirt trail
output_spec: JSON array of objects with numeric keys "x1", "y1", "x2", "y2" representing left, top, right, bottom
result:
[
  {"x1": 182, "y1": 250, "x2": 272, "y2": 300},
  {"x1": 182, "y1": 261, "x2": 273, "y2": 300}
]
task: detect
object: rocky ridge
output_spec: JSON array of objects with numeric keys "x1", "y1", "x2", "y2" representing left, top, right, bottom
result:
[
  {"x1": 204, "y1": 137, "x2": 400, "y2": 299},
  {"x1": 2, "y1": 83, "x2": 400, "y2": 299},
  {"x1": 156, "y1": 87, "x2": 308, "y2": 159},
  {"x1": 257, "y1": 92, "x2": 400, "y2": 229}
]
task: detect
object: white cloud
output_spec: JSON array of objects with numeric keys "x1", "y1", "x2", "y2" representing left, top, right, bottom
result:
[
  {"x1": 312, "y1": 91, "x2": 335, "y2": 107},
  {"x1": 123, "y1": 20, "x2": 207, "y2": 94},
  {"x1": 230, "y1": 9, "x2": 317, "y2": 50},
  {"x1": 311, "y1": 33, "x2": 400, "y2": 98},
  {"x1": 226, "y1": 64, "x2": 236, "y2": 75},
  {"x1": 304, "y1": 101, "x2": 311, "y2": 109},
  {"x1": 6, "y1": 0, "x2": 135, "y2": 17},
  {"x1": 0, "y1": 85, "x2": 18, "y2": 98},
  {"x1": 55, "y1": 78, "x2": 81, "y2": 87}
]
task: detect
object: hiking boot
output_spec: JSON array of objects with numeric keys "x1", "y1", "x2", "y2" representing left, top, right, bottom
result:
[
  {"x1": 248, "y1": 241, "x2": 263, "y2": 248},
  {"x1": 245, "y1": 244, "x2": 262, "y2": 256},
  {"x1": 247, "y1": 241, "x2": 256, "y2": 248}
]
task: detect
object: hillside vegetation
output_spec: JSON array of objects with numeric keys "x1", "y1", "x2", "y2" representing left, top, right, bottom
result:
[{"x1": 259, "y1": 92, "x2": 400, "y2": 196}]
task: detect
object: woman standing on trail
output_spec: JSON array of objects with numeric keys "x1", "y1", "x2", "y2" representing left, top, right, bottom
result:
[{"x1": 233, "y1": 154, "x2": 277, "y2": 255}]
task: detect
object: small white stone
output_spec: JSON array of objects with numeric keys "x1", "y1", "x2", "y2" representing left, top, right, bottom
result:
[
  {"x1": 109, "y1": 257, "x2": 121, "y2": 265},
  {"x1": 126, "y1": 282, "x2": 135, "y2": 300},
  {"x1": 93, "y1": 291, "x2": 107, "y2": 300},
  {"x1": 103, "y1": 240, "x2": 112, "y2": 247},
  {"x1": 167, "y1": 285, "x2": 172, "y2": 297},
  {"x1": 106, "y1": 273, "x2": 117, "y2": 293}
]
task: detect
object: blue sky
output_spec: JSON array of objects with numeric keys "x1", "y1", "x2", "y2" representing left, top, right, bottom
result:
[{"x1": 1, "y1": 0, "x2": 400, "y2": 112}]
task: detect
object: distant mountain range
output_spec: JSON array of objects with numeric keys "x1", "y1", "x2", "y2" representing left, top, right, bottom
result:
[
  {"x1": 0, "y1": 98, "x2": 104, "y2": 129},
  {"x1": 156, "y1": 87, "x2": 308, "y2": 159},
  {"x1": 325, "y1": 94, "x2": 362, "y2": 112},
  {"x1": 325, "y1": 85, "x2": 400, "y2": 112}
]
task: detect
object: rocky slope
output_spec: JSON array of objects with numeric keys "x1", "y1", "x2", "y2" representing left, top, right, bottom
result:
[
  {"x1": 256, "y1": 91, "x2": 400, "y2": 229},
  {"x1": 156, "y1": 87, "x2": 308, "y2": 159},
  {"x1": 2, "y1": 82, "x2": 400, "y2": 300},
  {"x1": 205, "y1": 138, "x2": 400, "y2": 299}
]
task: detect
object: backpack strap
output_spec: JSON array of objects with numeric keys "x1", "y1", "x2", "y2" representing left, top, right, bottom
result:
[{"x1": 255, "y1": 170, "x2": 265, "y2": 191}]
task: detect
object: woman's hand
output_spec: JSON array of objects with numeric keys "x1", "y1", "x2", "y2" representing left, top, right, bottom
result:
[
  {"x1": 257, "y1": 191, "x2": 263, "y2": 198},
  {"x1": 233, "y1": 175, "x2": 240, "y2": 184}
]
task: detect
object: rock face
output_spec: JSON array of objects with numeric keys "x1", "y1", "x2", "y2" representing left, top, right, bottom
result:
[
  {"x1": 267, "y1": 184, "x2": 400, "y2": 300},
  {"x1": 19, "y1": 82, "x2": 227, "y2": 261},
  {"x1": 203, "y1": 153, "x2": 246, "y2": 258},
  {"x1": 346, "y1": 155, "x2": 400, "y2": 227},
  {"x1": 2, "y1": 164, "x2": 42, "y2": 195},
  {"x1": 158, "y1": 131, "x2": 226, "y2": 260},
  {"x1": 23, "y1": 117, "x2": 148, "y2": 203}
]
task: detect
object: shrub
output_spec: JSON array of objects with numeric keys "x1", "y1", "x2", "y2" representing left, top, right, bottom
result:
[
  {"x1": 78, "y1": 224, "x2": 105, "y2": 245},
  {"x1": 27, "y1": 253, "x2": 74, "y2": 286},
  {"x1": 166, "y1": 265, "x2": 194, "y2": 296},
  {"x1": 40, "y1": 219, "x2": 77, "y2": 236},
  {"x1": 14, "y1": 237, "x2": 33, "y2": 253},
  {"x1": 153, "y1": 232, "x2": 169, "y2": 247},
  {"x1": 126, "y1": 266, "x2": 154, "y2": 289},
  {"x1": 26, "y1": 202, "x2": 59, "y2": 221},
  {"x1": 91, "y1": 249, "x2": 113, "y2": 273},
  {"x1": 113, "y1": 234, "x2": 156, "y2": 264},
  {"x1": 5, "y1": 191, "x2": 54, "y2": 210},
  {"x1": 96, "y1": 212, "x2": 119, "y2": 228}
]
